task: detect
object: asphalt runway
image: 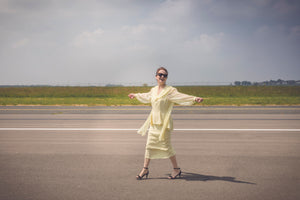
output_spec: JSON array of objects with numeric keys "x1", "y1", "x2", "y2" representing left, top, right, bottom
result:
[{"x1": 0, "y1": 106, "x2": 300, "y2": 200}]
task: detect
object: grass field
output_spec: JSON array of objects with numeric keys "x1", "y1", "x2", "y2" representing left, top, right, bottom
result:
[{"x1": 0, "y1": 86, "x2": 299, "y2": 106}]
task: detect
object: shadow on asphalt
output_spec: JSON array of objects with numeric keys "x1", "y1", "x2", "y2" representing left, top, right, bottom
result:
[{"x1": 149, "y1": 172, "x2": 256, "y2": 185}]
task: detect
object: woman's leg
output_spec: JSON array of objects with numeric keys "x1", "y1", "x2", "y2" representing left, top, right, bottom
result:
[
  {"x1": 169, "y1": 155, "x2": 181, "y2": 178},
  {"x1": 143, "y1": 158, "x2": 151, "y2": 168},
  {"x1": 169, "y1": 155, "x2": 179, "y2": 168},
  {"x1": 137, "y1": 158, "x2": 150, "y2": 177}
]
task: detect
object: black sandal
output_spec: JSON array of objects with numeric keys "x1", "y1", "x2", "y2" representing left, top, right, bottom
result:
[
  {"x1": 136, "y1": 167, "x2": 149, "y2": 180},
  {"x1": 169, "y1": 168, "x2": 182, "y2": 179}
]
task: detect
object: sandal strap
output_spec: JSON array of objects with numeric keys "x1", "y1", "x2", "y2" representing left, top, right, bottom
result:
[
  {"x1": 174, "y1": 168, "x2": 180, "y2": 170},
  {"x1": 143, "y1": 167, "x2": 148, "y2": 169}
]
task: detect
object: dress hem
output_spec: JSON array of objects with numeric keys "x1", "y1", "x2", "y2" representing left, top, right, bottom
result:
[{"x1": 145, "y1": 154, "x2": 176, "y2": 159}]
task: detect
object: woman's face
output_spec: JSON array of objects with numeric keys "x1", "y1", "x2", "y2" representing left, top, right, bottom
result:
[{"x1": 155, "y1": 69, "x2": 168, "y2": 86}]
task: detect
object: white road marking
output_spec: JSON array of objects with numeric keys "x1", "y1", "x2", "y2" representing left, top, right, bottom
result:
[
  {"x1": 0, "y1": 128, "x2": 299, "y2": 131},
  {"x1": 0, "y1": 128, "x2": 138, "y2": 131},
  {"x1": 175, "y1": 129, "x2": 300, "y2": 131}
]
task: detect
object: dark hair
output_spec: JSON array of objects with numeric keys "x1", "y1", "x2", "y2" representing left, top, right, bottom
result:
[{"x1": 156, "y1": 67, "x2": 168, "y2": 75}]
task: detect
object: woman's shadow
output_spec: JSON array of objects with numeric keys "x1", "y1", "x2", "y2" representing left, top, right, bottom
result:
[
  {"x1": 153, "y1": 172, "x2": 256, "y2": 185},
  {"x1": 182, "y1": 172, "x2": 255, "y2": 184}
]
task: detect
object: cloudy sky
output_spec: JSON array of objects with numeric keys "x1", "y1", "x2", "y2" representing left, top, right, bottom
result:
[{"x1": 1, "y1": 0, "x2": 299, "y2": 86}]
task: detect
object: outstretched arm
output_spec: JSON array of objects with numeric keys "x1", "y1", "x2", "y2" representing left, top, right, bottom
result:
[
  {"x1": 168, "y1": 88, "x2": 203, "y2": 105},
  {"x1": 128, "y1": 89, "x2": 152, "y2": 104}
]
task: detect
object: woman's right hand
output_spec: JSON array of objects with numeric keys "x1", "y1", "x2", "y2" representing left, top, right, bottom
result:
[{"x1": 128, "y1": 93, "x2": 136, "y2": 99}]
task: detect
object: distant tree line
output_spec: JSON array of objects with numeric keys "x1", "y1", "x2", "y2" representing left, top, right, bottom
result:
[
  {"x1": 234, "y1": 79, "x2": 300, "y2": 86},
  {"x1": 1, "y1": 79, "x2": 300, "y2": 87}
]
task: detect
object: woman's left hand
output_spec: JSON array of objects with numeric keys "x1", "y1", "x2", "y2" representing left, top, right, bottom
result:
[
  {"x1": 195, "y1": 97, "x2": 203, "y2": 103},
  {"x1": 128, "y1": 93, "x2": 136, "y2": 99}
]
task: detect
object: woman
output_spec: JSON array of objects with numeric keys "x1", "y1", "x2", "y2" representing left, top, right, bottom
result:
[{"x1": 128, "y1": 67, "x2": 203, "y2": 180}]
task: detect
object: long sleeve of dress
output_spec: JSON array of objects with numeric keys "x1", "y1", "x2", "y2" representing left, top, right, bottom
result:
[
  {"x1": 168, "y1": 88, "x2": 196, "y2": 106},
  {"x1": 135, "y1": 89, "x2": 152, "y2": 104}
]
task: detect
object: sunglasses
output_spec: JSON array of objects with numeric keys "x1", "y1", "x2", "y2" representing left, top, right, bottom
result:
[{"x1": 156, "y1": 73, "x2": 168, "y2": 78}]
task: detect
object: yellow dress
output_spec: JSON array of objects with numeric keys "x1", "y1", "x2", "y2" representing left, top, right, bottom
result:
[{"x1": 135, "y1": 85, "x2": 196, "y2": 159}]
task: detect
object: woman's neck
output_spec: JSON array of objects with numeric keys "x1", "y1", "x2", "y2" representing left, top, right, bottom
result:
[{"x1": 158, "y1": 84, "x2": 166, "y2": 89}]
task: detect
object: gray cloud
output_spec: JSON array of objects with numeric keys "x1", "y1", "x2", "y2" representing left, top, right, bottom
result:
[{"x1": 0, "y1": 0, "x2": 299, "y2": 85}]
